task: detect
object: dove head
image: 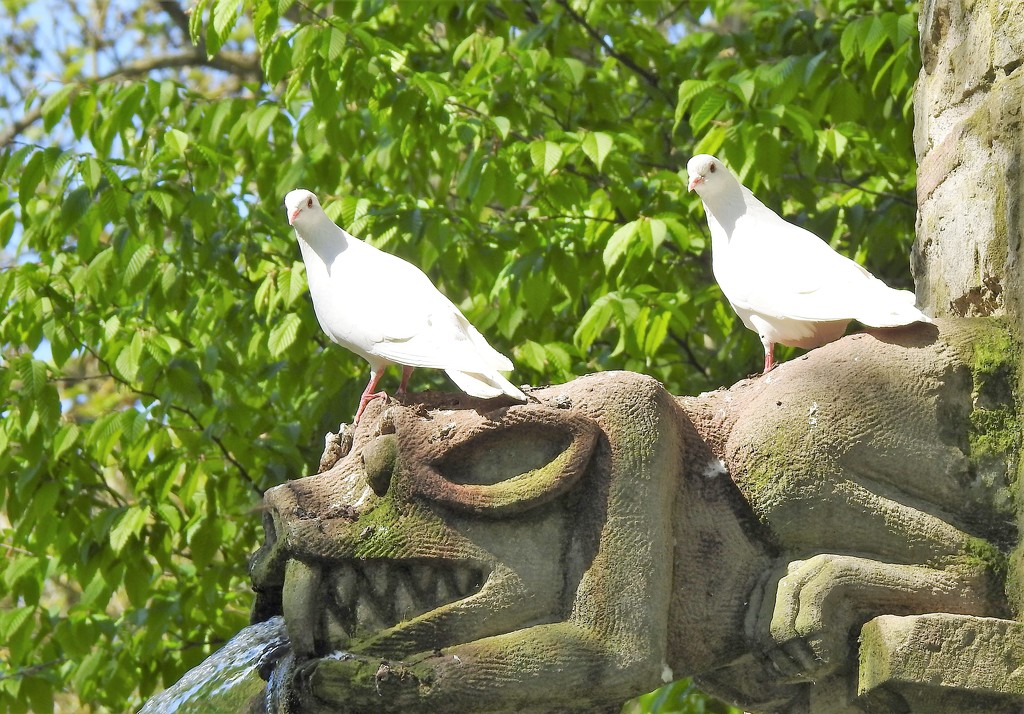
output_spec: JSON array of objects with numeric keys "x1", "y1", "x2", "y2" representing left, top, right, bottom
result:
[
  {"x1": 686, "y1": 154, "x2": 733, "y2": 195},
  {"x1": 285, "y1": 189, "x2": 322, "y2": 227}
]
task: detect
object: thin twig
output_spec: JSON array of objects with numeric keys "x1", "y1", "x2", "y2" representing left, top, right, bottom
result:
[
  {"x1": 0, "y1": 659, "x2": 65, "y2": 682},
  {"x1": 1, "y1": 50, "x2": 261, "y2": 148},
  {"x1": 668, "y1": 328, "x2": 709, "y2": 377},
  {"x1": 554, "y1": 0, "x2": 666, "y2": 97}
]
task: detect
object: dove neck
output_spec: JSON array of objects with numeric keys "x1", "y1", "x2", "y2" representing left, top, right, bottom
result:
[
  {"x1": 702, "y1": 180, "x2": 746, "y2": 246},
  {"x1": 295, "y1": 222, "x2": 350, "y2": 267}
]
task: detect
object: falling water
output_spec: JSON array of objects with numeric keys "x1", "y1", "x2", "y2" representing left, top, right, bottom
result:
[{"x1": 138, "y1": 616, "x2": 289, "y2": 714}]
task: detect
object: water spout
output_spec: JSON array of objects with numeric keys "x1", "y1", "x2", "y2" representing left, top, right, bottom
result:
[{"x1": 139, "y1": 617, "x2": 289, "y2": 714}]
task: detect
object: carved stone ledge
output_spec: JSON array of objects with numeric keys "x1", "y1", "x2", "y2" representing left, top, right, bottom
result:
[
  {"x1": 859, "y1": 613, "x2": 1024, "y2": 713},
  {"x1": 247, "y1": 318, "x2": 1021, "y2": 713}
]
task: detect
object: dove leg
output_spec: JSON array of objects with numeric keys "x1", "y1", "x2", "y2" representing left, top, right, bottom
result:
[
  {"x1": 762, "y1": 339, "x2": 775, "y2": 373},
  {"x1": 354, "y1": 369, "x2": 387, "y2": 423},
  {"x1": 396, "y1": 365, "x2": 415, "y2": 396}
]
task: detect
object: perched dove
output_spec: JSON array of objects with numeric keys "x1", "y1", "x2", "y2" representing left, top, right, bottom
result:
[
  {"x1": 686, "y1": 154, "x2": 930, "y2": 373},
  {"x1": 285, "y1": 189, "x2": 527, "y2": 422}
]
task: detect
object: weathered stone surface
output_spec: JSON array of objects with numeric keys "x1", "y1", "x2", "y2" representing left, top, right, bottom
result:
[
  {"x1": 859, "y1": 613, "x2": 1024, "y2": 713},
  {"x1": 914, "y1": 0, "x2": 1024, "y2": 327},
  {"x1": 245, "y1": 318, "x2": 1021, "y2": 713}
]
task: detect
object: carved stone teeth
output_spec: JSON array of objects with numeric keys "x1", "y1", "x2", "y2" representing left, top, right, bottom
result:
[
  {"x1": 324, "y1": 607, "x2": 351, "y2": 644},
  {"x1": 392, "y1": 575, "x2": 418, "y2": 621},
  {"x1": 332, "y1": 564, "x2": 358, "y2": 610},
  {"x1": 451, "y1": 567, "x2": 479, "y2": 597},
  {"x1": 354, "y1": 588, "x2": 390, "y2": 633},
  {"x1": 435, "y1": 572, "x2": 456, "y2": 603},
  {"x1": 333, "y1": 560, "x2": 488, "y2": 636},
  {"x1": 359, "y1": 560, "x2": 390, "y2": 602},
  {"x1": 409, "y1": 562, "x2": 439, "y2": 600}
]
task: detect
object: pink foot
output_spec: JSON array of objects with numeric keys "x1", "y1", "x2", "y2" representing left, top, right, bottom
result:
[
  {"x1": 354, "y1": 391, "x2": 387, "y2": 424},
  {"x1": 354, "y1": 369, "x2": 388, "y2": 424}
]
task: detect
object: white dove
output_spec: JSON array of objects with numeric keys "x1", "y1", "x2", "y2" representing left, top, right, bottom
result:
[
  {"x1": 285, "y1": 189, "x2": 527, "y2": 422},
  {"x1": 686, "y1": 154, "x2": 930, "y2": 373}
]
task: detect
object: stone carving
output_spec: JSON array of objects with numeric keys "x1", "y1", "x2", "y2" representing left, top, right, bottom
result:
[
  {"x1": 913, "y1": 0, "x2": 1024, "y2": 325},
  {"x1": 249, "y1": 318, "x2": 1021, "y2": 713}
]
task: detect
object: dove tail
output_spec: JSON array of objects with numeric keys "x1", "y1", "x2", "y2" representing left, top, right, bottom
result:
[
  {"x1": 855, "y1": 288, "x2": 932, "y2": 328},
  {"x1": 461, "y1": 321, "x2": 514, "y2": 371},
  {"x1": 446, "y1": 368, "x2": 527, "y2": 401}
]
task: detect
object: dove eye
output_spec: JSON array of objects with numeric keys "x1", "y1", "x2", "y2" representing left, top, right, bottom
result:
[
  {"x1": 307, "y1": 197, "x2": 313, "y2": 208},
  {"x1": 709, "y1": 163, "x2": 717, "y2": 173}
]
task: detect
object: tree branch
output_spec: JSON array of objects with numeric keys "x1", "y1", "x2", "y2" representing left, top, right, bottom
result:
[
  {"x1": 668, "y1": 328, "x2": 709, "y2": 377},
  {"x1": 0, "y1": 49, "x2": 262, "y2": 149},
  {"x1": 554, "y1": 0, "x2": 666, "y2": 97},
  {"x1": 158, "y1": 0, "x2": 193, "y2": 39}
]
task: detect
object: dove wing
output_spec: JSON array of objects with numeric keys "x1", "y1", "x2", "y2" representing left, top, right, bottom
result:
[
  {"x1": 351, "y1": 247, "x2": 512, "y2": 372},
  {"x1": 727, "y1": 213, "x2": 921, "y2": 325}
]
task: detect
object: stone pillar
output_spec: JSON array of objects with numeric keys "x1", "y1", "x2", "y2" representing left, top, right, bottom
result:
[{"x1": 913, "y1": 0, "x2": 1024, "y2": 329}]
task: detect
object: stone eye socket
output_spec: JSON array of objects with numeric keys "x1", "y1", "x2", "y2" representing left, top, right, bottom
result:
[
  {"x1": 709, "y1": 163, "x2": 717, "y2": 173},
  {"x1": 306, "y1": 197, "x2": 313, "y2": 208}
]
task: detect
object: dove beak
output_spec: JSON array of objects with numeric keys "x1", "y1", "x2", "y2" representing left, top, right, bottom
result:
[
  {"x1": 687, "y1": 175, "x2": 703, "y2": 192},
  {"x1": 288, "y1": 208, "x2": 300, "y2": 225}
]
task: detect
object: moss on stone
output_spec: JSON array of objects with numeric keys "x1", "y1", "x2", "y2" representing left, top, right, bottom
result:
[
  {"x1": 352, "y1": 496, "x2": 409, "y2": 557},
  {"x1": 958, "y1": 536, "x2": 1010, "y2": 580},
  {"x1": 965, "y1": 320, "x2": 1024, "y2": 615},
  {"x1": 964, "y1": 321, "x2": 1021, "y2": 488}
]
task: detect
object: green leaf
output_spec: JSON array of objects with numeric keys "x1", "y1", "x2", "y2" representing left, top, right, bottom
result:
[
  {"x1": 0, "y1": 207, "x2": 15, "y2": 244},
  {"x1": 60, "y1": 187, "x2": 91, "y2": 229},
  {"x1": 110, "y1": 506, "x2": 150, "y2": 553},
  {"x1": 114, "y1": 332, "x2": 146, "y2": 382},
  {"x1": 581, "y1": 132, "x2": 613, "y2": 171},
  {"x1": 491, "y1": 116, "x2": 511, "y2": 140},
  {"x1": 70, "y1": 91, "x2": 97, "y2": 139},
  {"x1": 268, "y1": 313, "x2": 302, "y2": 357},
  {"x1": 602, "y1": 220, "x2": 639, "y2": 271},
  {"x1": 560, "y1": 57, "x2": 586, "y2": 86},
  {"x1": 644, "y1": 218, "x2": 667, "y2": 252},
  {"x1": 676, "y1": 79, "x2": 714, "y2": 110},
  {"x1": 863, "y1": 16, "x2": 889, "y2": 66},
  {"x1": 247, "y1": 104, "x2": 279, "y2": 140},
  {"x1": 165, "y1": 128, "x2": 189, "y2": 157},
  {"x1": 0, "y1": 606, "x2": 34, "y2": 640},
  {"x1": 53, "y1": 424, "x2": 81, "y2": 460},
  {"x1": 689, "y1": 91, "x2": 727, "y2": 134},
  {"x1": 124, "y1": 244, "x2": 156, "y2": 289},
  {"x1": 529, "y1": 141, "x2": 563, "y2": 175},
  {"x1": 189, "y1": 0, "x2": 209, "y2": 44},
  {"x1": 213, "y1": 0, "x2": 240, "y2": 39},
  {"x1": 41, "y1": 84, "x2": 77, "y2": 131},
  {"x1": 643, "y1": 311, "x2": 672, "y2": 356},
  {"x1": 19, "y1": 151, "x2": 46, "y2": 208},
  {"x1": 574, "y1": 293, "x2": 617, "y2": 351},
  {"x1": 328, "y1": 27, "x2": 346, "y2": 61},
  {"x1": 675, "y1": 79, "x2": 713, "y2": 129},
  {"x1": 516, "y1": 340, "x2": 548, "y2": 372},
  {"x1": 80, "y1": 156, "x2": 102, "y2": 190},
  {"x1": 18, "y1": 359, "x2": 48, "y2": 395},
  {"x1": 452, "y1": 32, "x2": 477, "y2": 66}
]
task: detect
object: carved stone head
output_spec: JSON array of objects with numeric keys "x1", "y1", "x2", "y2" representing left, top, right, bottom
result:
[{"x1": 250, "y1": 373, "x2": 699, "y2": 712}]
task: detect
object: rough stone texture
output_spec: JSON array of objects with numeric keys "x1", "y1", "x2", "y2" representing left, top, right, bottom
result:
[
  {"x1": 245, "y1": 318, "x2": 1021, "y2": 713},
  {"x1": 913, "y1": 0, "x2": 1024, "y2": 328},
  {"x1": 251, "y1": 373, "x2": 685, "y2": 713},
  {"x1": 859, "y1": 613, "x2": 1024, "y2": 713}
]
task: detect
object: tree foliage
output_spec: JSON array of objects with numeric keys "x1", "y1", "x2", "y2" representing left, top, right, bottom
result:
[{"x1": 0, "y1": 0, "x2": 918, "y2": 710}]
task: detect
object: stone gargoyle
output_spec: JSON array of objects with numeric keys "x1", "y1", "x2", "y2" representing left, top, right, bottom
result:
[{"x1": 248, "y1": 318, "x2": 1022, "y2": 713}]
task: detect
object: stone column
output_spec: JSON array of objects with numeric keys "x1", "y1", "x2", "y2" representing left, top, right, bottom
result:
[{"x1": 913, "y1": 0, "x2": 1024, "y2": 329}]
